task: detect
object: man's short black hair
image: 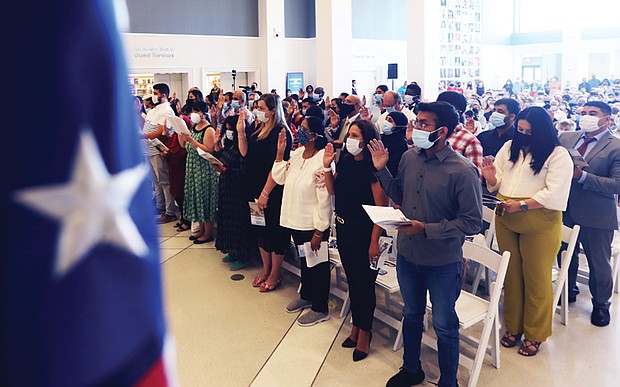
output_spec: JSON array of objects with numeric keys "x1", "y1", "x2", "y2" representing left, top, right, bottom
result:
[
  {"x1": 153, "y1": 83, "x2": 170, "y2": 98},
  {"x1": 302, "y1": 97, "x2": 317, "y2": 106},
  {"x1": 494, "y1": 98, "x2": 521, "y2": 116},
  {"x1": 406, "y1": 82, "x2": 422, "y2": 97},
  {"x1": 437, "y1": 91, "x2": 467, "y2": 113},
  {"x1": 584, "y1": 101, "x2": 612, "y2": 116},
  {"x1": 417, "y1": 101, "x2": 460, "y2": 137}
]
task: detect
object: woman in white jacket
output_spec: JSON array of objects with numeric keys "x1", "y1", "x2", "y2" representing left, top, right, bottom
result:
[{"x1": 272, "y1": 116, "x2": 333, "y2": 327}]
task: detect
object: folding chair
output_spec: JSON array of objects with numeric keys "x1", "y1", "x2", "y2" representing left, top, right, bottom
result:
[
  {"x1": 470, "y1": 206, "x2": 497, "y2": 296},
  {"x1": 552, "y1": 224, "x2": 580, "y2": 326},
  {"x1": 394, "y1": 242, "x2": 511, "y2": 387}
]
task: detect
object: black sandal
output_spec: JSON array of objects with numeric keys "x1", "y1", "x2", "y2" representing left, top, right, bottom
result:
[
  {"x1": 518, "y1": 340, "x2": 541, "y2": 356},
  {"x1": 500, "y1": 331, "x2": 522, "y2": 348}
]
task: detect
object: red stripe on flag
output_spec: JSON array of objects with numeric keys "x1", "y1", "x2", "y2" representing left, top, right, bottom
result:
[{"x1": 135, "y1": 357, "x2": 168, "y2": 387}]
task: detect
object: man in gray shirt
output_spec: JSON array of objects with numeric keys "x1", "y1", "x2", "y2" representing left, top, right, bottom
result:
[{"x1": 369, "y1": 101, "x2": 482, "y2": 387}]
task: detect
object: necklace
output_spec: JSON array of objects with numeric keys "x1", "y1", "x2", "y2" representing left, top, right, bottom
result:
[{"x1": 301, "y1": 148, "x2": 318, "y2": 168}]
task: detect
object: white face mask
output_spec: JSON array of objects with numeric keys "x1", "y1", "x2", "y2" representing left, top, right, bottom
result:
[
  {"x1": 411, "y1": 128, "x2": 441, "y2": 149},
  {"x1": 256, "y1": 110, "x2": 269, "y2": 123},
  {"x1": 489, "y1": 111, "x2": 506, "y2": 128},
  {"x1": 190, "y1": 112, "x2": 201, "y2": 124},
  {"x1": 579, "y1": 115, "x2": 603, "y2": 133},
  {"x1": 404, "y1": 95, "x2": 414, "y2": 104},
  {"x1": 382, "y1": 121, "x2": 395, "y2": 135},
  {"x1": 152, "y1": 94, "x2": 159, "y2": 104},
  {"x1": 225, "y1": 130, "x2": 235, "y2": 140},
  {"x1": 345, "y1": 138, "x2": 363, "y2": 156},
  {"x1": 144, "y1": 108, "x2": 152, "y2": 113}
]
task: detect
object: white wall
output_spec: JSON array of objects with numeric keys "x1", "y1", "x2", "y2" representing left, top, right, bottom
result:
[
  {"x1": 284, "y1": 38, "x2": 316, "y2": 90},
  {"x1": 351, "y1": 39, "x2": 408, "y2": 99}
]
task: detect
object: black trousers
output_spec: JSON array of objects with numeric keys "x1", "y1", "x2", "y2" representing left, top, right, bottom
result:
[
  {"x1": 291, "y1": 229, "x2": 331, "y2": 313},
  {"x1": 336, "y1": 222, "x2": 378, "y2": 331}
]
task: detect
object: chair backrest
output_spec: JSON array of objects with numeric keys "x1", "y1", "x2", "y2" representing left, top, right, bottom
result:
[
  {"x1": 482, "y1": 206, "x2": 496, "y2": 248},
  {"x1": 462, "y1": 240, "x2": 510, "y2": 312},
  {"x1": 561, "y1": 224, "x2": 580, "y2": 250}
]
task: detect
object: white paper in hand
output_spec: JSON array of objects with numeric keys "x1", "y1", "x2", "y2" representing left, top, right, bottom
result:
[
  {"x1": 196, "y1": 147, "x2": 224, "y2": 167},
  {"x1": 362, "y1": 205, "x2": 411, "y2": 231},
  {"x1": 167, "y1": 115, "x2": 191, "y2": 135},
  {"x1": 370, "y1": 237, "x2": 393, "y2": 270},
  {"x1": 248, "y1": 201, "x2": 266, "y2": 226},
  {"x1": 303, "y1": 241, "x2": 329, "y2": 268}
]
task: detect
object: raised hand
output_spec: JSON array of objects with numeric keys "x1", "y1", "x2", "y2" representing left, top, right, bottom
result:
[
  {"x1": 276, "y1": 128, "x2": 287, "y2": 159},
  {"x1": 325, "y1": 96, "x2": 331, "y2": 106},
  {"x1": 214, "y1": 127, "x2": 221, "y2": 144},
  {"x1": 362, "y1": 95, "x2": 367, "y2": 106},
  {"x1": 360, "y1": 106, "x2": 373, "y2": 121},
  {"x1": 323, "y1": 143, "x2": 335, "y2": 168},
  {"x1": 328, "y1": 108, "x2": 340, "y2": 128},
  {"x1": 481, "y1": 156, "x2": 496, "y2": 181},
  {"x1": 237, "y1": 109, "x2": 247, "y2": 133},
  {"x1": 367, "y1": 139, "x2": 389, "y2": 171}
]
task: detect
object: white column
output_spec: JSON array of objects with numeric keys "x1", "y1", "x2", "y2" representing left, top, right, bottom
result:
[
  {"x1": 315, "y1": 0, "x2": 353, "y2": 98},
  {"x1": 407, "y1": 0, "x2": 441, "y2": 102},
  {"x1": 258, "y1": 0, "x2": 286, "y2": 94},
  {"x1": 560, "y1": 12, "x2": 585, "y2": 88}
]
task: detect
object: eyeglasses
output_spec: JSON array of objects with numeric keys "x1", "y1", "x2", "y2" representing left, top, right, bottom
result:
[{"x1": 412, "y1": 119, "x2": 437, "y2": 130}]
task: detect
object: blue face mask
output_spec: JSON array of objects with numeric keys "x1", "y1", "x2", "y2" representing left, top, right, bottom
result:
[
  {"x1": 313, "y1": 95, "x2": 321, "y2": 101},
  {"x1": 382, "y1": 121, "x2": 394, "y2": 135},
  {"x1": 301, "y1": 109, "x2": 307, "y2": 116},
  {"x1": 223, "y1": 102, "x2": 229, "y2": 110},
  {"x1": 385, "y1": 106, "x2": 397, "y2": 113},
  {"x1": 297, "y1": 129, "x2": 310, "y2": 145},
  {"x1": 375, "y1": 94, "x2": 384, "y2": 104},
  {"x1": 231, "y1": 100, "x2": 240, "y2": 109}
]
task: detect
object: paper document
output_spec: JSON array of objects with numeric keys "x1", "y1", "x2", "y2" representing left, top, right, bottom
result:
[
  {"x1": 167, "y1": 115, "x2": 191, "y2": 136},
  {"x1": 248, "y1": 201, "x2": 266, "y2": 226},
  {"x1": 148, "y1": 138, "x2": 169, "y2": 153},
  {"x1": 298, "y1": 241, "x2": 329, "y2": 268},
  {"x1": 362, "y1": 205, "x2": 411, "y2": 231},
  {"x1": 196, "y1": 147, "x2": 225, "y2": 167}
]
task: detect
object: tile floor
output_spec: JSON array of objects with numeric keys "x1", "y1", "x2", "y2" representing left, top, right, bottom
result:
[{"x1": 159, "y1": 224, "x2": 620, "y2": 387}]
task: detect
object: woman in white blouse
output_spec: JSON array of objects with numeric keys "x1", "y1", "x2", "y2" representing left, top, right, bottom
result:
[
  {"x1": 481, "y1": 106, "x2": 573, "y2": 357},
  {"x1": 272, "y1": 116, "x2": 334, "y2": 327}
]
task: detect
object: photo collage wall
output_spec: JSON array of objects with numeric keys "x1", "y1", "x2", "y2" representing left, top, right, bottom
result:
[{"x1": 439, "y1": 0, "x2": 482, "y2": 89}]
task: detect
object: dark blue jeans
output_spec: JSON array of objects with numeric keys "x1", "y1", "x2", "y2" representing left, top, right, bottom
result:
[{"x1": 396, "y1": 254, "x2": 462, "y2": 387}]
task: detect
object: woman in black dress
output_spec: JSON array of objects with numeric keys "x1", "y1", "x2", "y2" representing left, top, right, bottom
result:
[
  {"x1": 324, "y1": 120, "x2": 389, "y2": 361},
  {"x1": 214, "y1": 115, "x2": 255, "y2": 270},
  {"x1": 237, "y1": 93, "x2": 292, "y2": 292}
]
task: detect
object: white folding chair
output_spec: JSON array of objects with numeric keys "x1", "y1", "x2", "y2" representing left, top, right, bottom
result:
[
  {"x1": 470, "y1": 206, "x2": 497, "y2": 295},
  {"x1": 552, "y1": 224, "x2": 580, "y2": 325},
  {"x1": 394, "y1": 242, "x2": 511, "y2": 387}
]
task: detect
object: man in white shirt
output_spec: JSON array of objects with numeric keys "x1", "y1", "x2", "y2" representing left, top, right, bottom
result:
[
  {"x1": 140, "y1": 83, "x2": 178, "y2": 223},
  {"x1": 374, "y1": 91, "x2": 416, "y2": 134}
]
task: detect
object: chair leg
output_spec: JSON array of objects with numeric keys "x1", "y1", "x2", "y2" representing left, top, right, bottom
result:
[
  {"x1": 393, "y1": 317, "x2": 404, "y2": 351},
  {"x1": 612, "y1": 252, "x2": 620, "y2": 294},
  {"x1": 561, "y1": 276, "x2": 569, "y2": 326},
  {"x1": 469, "y1": 314, "x2": 497, "y2": 387},
  {"x1": 339, "y1": 291, "x2": 350, "y2": 318}
]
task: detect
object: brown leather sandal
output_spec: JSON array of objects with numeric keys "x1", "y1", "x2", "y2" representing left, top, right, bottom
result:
[{"x1": 500, "y1": 331, "x2": 522, "y2": 348}]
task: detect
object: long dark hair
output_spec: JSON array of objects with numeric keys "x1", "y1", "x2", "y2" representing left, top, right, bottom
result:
[
  {"x1": 343, "y1": 120, "x2": 379, "y2": 162},
  {"x1": 509, "y1": 106, "x2": 559, "y2": 175},
  {"x1": 223, "y1": 115, "x2": 239, "y2": 148}
]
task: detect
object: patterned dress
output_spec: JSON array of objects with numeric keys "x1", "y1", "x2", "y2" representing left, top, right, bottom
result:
[
  {"x1": 183, "y1": 126, "x2": 218, "y2": 222},
  {"x1": 214, "y1": 141, "x2": 253, "y2": 258}
]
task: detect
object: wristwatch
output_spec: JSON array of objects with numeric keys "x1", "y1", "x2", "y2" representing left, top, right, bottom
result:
[{"x1": 519, "y1": 200, "x2": 529, "y2": 212}]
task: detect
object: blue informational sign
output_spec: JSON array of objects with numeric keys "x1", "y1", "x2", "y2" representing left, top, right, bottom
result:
[{"x1": 286, "y1": 72, "x2": 304, "y2": 94}]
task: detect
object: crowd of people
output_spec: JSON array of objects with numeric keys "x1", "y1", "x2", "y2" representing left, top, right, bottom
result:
[{"x1": 136, "y1": 74, "x2": 620, "y2": 386}]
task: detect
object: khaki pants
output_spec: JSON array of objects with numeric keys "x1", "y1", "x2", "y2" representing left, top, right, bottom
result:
[{"x1": 495, "y1": 195, "x2": 561, "y2": 342}]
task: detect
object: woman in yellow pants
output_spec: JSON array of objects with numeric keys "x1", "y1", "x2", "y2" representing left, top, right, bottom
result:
[{"x1": 481, "y1": 106, "x2": 573, "y2": 356}]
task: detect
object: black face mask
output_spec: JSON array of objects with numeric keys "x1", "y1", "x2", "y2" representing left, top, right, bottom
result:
[
  {"x1": 514, "y1": 132, "x2": 532, "y2": 148},
  {"x1": 340, "y1": 103, "x2": 355, "y2": 116}
]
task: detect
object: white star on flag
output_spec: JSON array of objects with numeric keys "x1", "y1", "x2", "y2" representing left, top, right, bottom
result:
[{"x1": 15, "y1": 129, "x2": 149, "y2": 277}]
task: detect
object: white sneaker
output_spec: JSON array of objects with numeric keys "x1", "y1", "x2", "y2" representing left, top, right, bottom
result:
[
  {"x1": 297, "y1": 310, "x2": 330, "y2": 327},
  {"x1": 286, "y1": 299, "x2": 312, "y2": 314}
]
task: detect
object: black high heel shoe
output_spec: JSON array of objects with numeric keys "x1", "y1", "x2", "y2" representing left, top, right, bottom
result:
[
  {"x1": 353, "y1": 332, "x2": 372, "y2": 362},
  {"x1": 341, "y1": 337, "x2": 357, "y2": 348}
]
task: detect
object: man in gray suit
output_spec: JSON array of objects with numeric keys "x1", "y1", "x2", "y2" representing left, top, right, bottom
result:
[{"x1": 559, "y1": 101, "x2": 620, "y2": 327}]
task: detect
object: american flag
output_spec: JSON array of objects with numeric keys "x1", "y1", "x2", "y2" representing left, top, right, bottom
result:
[{"x1": 0, "y1": 1, "x2": 177, "y2": 386}]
